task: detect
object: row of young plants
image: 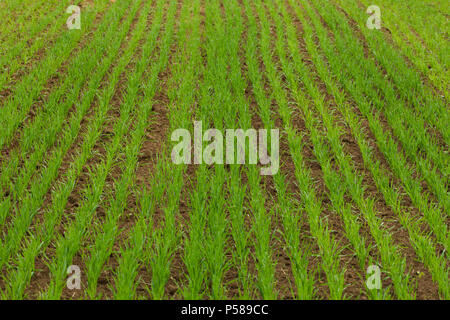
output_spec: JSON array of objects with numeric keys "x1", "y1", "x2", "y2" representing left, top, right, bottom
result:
[
  {"x1": 269, "y1": 0, "x2": 388, "y2": 298},
  {"x1": 307, "y1": 0, "x2": 449, "y2": 248},
  {"x1": 149, "y1": 0, "x2": 277, "y2": 299},
  {"x1": 81, "y1": 0, "x2": 166, "y2": 299},
  {"x1": 0, "y1": 0, "x2": 137, "y2": 268},
  {"x1": 0, "y1": 0, "x2": 106, "y2": 149},
  {"x1": 260, "y1": 0, "x2": 411, "y2": 299},
  {"x1": 165, "y1": 0, "x2": 246, "y2": 300},
  {"x1": 356, "y1": 0, "x2": 449, "y2": 118},
  {"x1": 0, "y1": 0, "x2": 50, "y2": 48},
  {"x1": 342, "y1": 0, "x2": 450, "y2": 144},
  {"x1": 0, "y1": 0, "x2": 83, "y2": 95},
  {"x1": 272, "y1": 0, "x2": 415, "y2": 299},
  {"x1": 142, "y1": 3, "x2": 191, "y2": 301},
  {"x1": 0, "y1": 0, "x2": 56, "y2": 46},
  {"x1": 39, "y1": 0, "x2": 165, "y2": 299},
  {"x1": 225, "y1": 0, "x2": 278, "y2": 299},
  {"x1": 0, "y1": 0, "x2": 120, "y2": 228},
  {"x1": 110, "y1": 0, "x2": 235, "y2": 300},
  {"x1": 111, "y1": 0, "x2": 180, "y2": 299},
  {"x1": 188, "y1": 0, "x2": 237, "y2": 299},
  {"x1": 162, "y1": 0, "x2": 206, "y2": 300},
  {"x1": 291, "y1": 0, "x2": 449, "y2": 298},
  {"x1": 335, "y1": 0, "x2": 449, "y2": 194},
  {"x1": 114, "y1": 3, "x2": 184, "y2": 299},
  {"x1": 112, "y1": 0, "x2": 179, "y2": 300},
  {"x1": 243, "y1": 0, "x2": 315, "y2": 299},
  {"x1": 1, "y1": 0, "x2": 105, "y2": 165},
  {"x1": 275, "y1": 0, "x2": 448, "y2": 299},
  {"x1": 176, "y1": 0, "x2": 226, "y2": 300},
  {"x1": 245, "y1": 0, "x2": 347, "y2": 299},
  {"x1": 374, "y1": 0, "x2": 448, "y2": 70},
  {"x1": 333, "y1": 0, "x2": 449, "y2": 165},
  {"x1": 357, "y1": 0, "x2": 448, "y2": 99},
  {"x1": 0, "y1": 0, "x2": 141, "y2": 299}
]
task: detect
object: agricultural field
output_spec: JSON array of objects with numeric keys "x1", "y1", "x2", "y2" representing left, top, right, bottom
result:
[{"x1": 0, "y1": 0, "x2": 448, "y2": 301}]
